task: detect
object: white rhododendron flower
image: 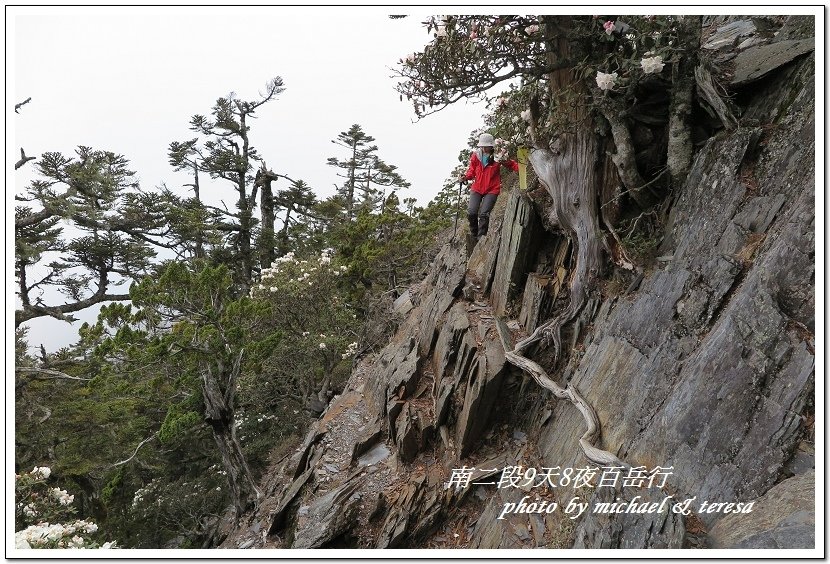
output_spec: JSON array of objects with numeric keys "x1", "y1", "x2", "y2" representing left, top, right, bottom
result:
[
  {"x1": 16, "y1": 519, "x2": 102, "y2": 549},
  {"x1": 520, "y1": 109, "x2": 531, "y2": 121},
  {"x1": 525, "y1": 24, "x2": 539, "y2": 34},
  {"x1": 341, "y1": 341, "x2": 359, "y2": 359},
  {"x1": 319, "y1": 342, "x2": 327, "y2": 349},
  {"x1": 595, "y1": 71, "x2": 618, "y2": 91},
  {"x1": 641, "y1": 55, "x2": 665, "y2": 74},
  {"x1": 50, "y1": 488, "x2": 74, "y2": 506},
  {"x1": 31, "y1": 467, "x2": 51, "y2": 479}
]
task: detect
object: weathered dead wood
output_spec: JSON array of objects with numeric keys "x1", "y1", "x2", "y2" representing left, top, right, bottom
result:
[
  {"x1": 521, "y1": 131, "x2": 604, "y2": 361},
  {"x1": 695, "y1": 64, "x2": 739, "y2": 130},
  {"x1": 596, "y1": 97, "x2": 652, "y2": 209},
  {"x1": 15, "y1": 148, "x2": 36, "y2": 170},
  {"x1": 202, "y1": 350, "x2": 262, "y2": 518}
]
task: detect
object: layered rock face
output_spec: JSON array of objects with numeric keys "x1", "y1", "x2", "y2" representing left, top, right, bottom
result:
[{"x1": 223, "y1": 16, "x2": 814, "y2": 551}]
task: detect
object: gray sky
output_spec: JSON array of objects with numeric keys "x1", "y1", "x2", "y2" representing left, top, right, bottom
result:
[{"x1": 10, "y1": 7, "x2": 494, "y2": 352}]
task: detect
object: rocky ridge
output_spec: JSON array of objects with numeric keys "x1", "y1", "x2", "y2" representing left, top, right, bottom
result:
[{"x1": 222, "y1": 15, "x2": 815, "y2": 551}]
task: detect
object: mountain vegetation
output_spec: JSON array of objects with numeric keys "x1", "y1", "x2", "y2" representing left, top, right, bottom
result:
[
  {"x1": 15, "y1": 83, "x2": 459, "y2": 547},
  {"x1": 14, "y1": 13, "x2": 815, "y2": 550}
]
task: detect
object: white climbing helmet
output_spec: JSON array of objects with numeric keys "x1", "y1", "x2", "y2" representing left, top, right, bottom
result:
[{"x1": 477, "y1": 133, "x2": 495, "y2": 148}]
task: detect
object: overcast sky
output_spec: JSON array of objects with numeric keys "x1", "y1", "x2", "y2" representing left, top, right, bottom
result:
[{"x1": 10, "y1": 7, "x2": 498, "y2": 352}]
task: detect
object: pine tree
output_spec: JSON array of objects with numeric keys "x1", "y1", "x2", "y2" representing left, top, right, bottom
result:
[
  {"x1": 273, "y1": 179, "x2": 318, "y2": 257},
  {"x1": 326, "y1": 124, "x2": 410, "y2": 220},
  {"x1": 15, "y1": 147, "x2": 165, "y2": 327},
  {"x1": 174, "y1": 77, "x2": 285, "y2": 291}
]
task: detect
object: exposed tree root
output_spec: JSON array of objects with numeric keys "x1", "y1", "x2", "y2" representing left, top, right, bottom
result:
[
  {"x1": 498, "y1": 124, "x2": 628, "y2": 466},
  {"x1": 496, "y1": 318, "x2": 626, "y2": 467}
]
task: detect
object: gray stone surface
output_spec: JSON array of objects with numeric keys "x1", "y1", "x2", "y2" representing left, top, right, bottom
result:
[
  {"x1": 365, "y1": 335, "x2": 420, "y2": 421},
  {"x1": 573, "y1": 486, "x2": 685, "y2": 549},
  {"x1": 731, "y1": 39, "x2": 814, "y2": 86},
  {"x1": 490, "y1": 188, "x2": 543, "y2": 316},
  {"x1": 782, "y1": 441, "x2": 815, "y2": 477},
  {"x1": 537, "y1": 53, "x2": 815, "y2": 540},
  {"x1": 392, "y1": 289, "x2": 414, "y2": 316},
  {"x1": 708, "y1": 471, "x2": 815, "y2": 548},
  {"x1": 357, "y1": 443, "x2": 391, "y2": 467},
  {"x1": 455, "y1": 335, "x2": 507, "y2": 458},
  {"x1": 431, "y1": 302, "x2": 470, "y2": 381},
  {"x1": 394, "y1": 402, "x2": 422, "y2": 462},
  {"x1": 291, "y1": 479, "x2": 362, "y2": 548},
  {"x1": 415, "y1": 242, "x2": 468, "y2": 356}
]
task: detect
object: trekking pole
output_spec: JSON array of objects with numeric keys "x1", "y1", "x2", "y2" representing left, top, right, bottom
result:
[{"x1": 453, "y1": 180, "x2": 464, "y2": 238}]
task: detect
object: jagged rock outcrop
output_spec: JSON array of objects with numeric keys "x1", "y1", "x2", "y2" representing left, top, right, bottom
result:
[
  {"x1": 707, "y1": 470, "x2": 815, "y2": 548},
  {"x1": 489, "y1": 188, "x2": 543, "y2": 316},
  {"x1": 573, "y1": 486, "x2": 685, "y2": 549},
  {"x1": 222, "y1": 15, "x2": 814, "y2": 551},
  {"x1": 529, "y1": 19, "x2": 815, "y2": 547}
]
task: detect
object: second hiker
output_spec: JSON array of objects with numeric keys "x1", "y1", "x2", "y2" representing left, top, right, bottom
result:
[{"x1": 460, "y1": 133, "x2": 519, "y2": 240}]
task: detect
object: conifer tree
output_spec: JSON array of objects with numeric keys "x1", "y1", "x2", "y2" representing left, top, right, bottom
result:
[
  {"x1": 15, "y1": 147, "x2": 165, "y2": 327},
  {"x1": 326, "y1": 124, "x2": 410, "y2": 220},
  {"x1": 171, "y1": 77, "x2": 285, "y2": 290}
]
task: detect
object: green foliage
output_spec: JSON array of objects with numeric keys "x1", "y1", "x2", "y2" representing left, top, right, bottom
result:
[
  {"x1": 159, "y1": 404, "x2": 201, "y2": 445},
  {"x1": 394, "y1": 15, "x2": 690, "y2": 143},
  {"x1": 169, "y1": 77, "x2": 286, "y2": 287},
  {"x1": 245, "y1": 251, "x2": 356, "y2": 395},
  {"x1": 15, "y1": 147, "x2": 166, "y2": 327},
  {"x1": 335, "y1": 193, "x2": 446, "y2": 299},
  {"x1": 13, "y1": 60, "x2": 493, "y2": 550},
  {"x1": 327, "y1": 124, "x2": 411, "y2": 220},
  {"x1": 271, "y1": 179, "x2": 319, "y2": 255}
]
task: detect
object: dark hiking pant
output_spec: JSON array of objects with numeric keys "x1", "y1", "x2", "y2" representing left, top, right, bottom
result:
[{"x1": 467, "y1": 192, "x2": 498, "y2": 238}]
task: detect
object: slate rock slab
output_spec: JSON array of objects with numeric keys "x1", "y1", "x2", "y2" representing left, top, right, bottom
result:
[
  {"x1": 708, "y1": 470, "x2": 815, "y2": 548},
  {"x1": 731, "y1": 39, "x2": 814, "y2": 86}
]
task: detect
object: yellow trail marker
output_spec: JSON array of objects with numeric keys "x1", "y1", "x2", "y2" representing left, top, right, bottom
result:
[{"x1": 518, "y1": 146, "x2": 529, "y2": 191}]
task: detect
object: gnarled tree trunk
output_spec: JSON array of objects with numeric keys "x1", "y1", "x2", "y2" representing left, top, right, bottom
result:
[
  {"x1": 202, "y1": 351, "x2": 261, "y2": 518},
  {"x1": 521, "y1": 16, "x2": 604, "y2": 360},
  {"x1": 667, "y1": 16, "x2": 702, "y2": 187},
  {"x1": 256, "y1": 165, "x2": 279, "y2": 269}
]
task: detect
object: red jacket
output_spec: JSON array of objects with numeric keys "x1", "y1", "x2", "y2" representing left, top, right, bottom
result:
[{"x1": 464, "y1": 151, "x2": 519, "y2": 196}]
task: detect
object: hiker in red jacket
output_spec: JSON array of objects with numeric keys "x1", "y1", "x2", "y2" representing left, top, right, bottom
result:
[{"x1": 461, "y1": 133, "x2": 519, "y2": 240}]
